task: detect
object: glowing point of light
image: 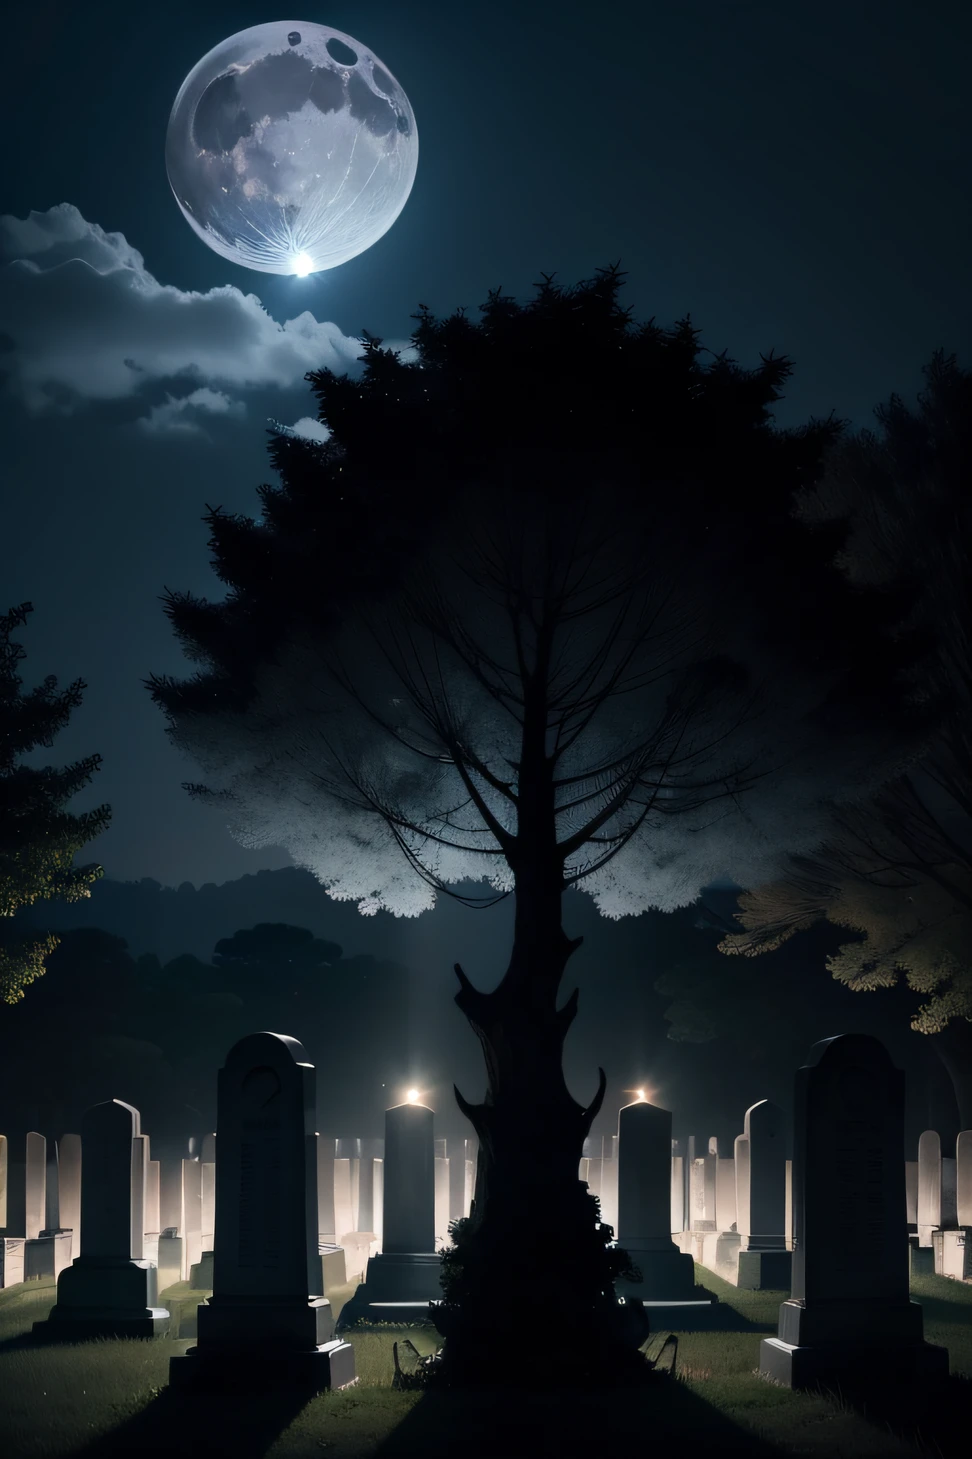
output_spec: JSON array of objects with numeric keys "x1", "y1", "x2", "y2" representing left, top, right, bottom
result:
[
  {"x1": 637, "y1": 1088, "x2": 647, "y2": 1101},
  {"x1": 406, "y1": 1088, "x2": 419, "y2": 1104},
  {"x1": 293, "y1": 252, "x2": 314, "y2": 277}
]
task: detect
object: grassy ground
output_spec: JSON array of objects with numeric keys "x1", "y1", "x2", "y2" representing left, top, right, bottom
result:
[{"x1": 0, "y1": 1269, "x2": 969, "y2": 1458}]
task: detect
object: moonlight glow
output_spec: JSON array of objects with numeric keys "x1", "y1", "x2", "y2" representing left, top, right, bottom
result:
[{"x1": 165, "y1": 21, "x2": 418, "y2": 275}]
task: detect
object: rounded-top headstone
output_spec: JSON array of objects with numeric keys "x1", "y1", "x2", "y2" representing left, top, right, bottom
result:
[
  {"x1": 792, "y1": 1032, "x2": 908, "y2": 1305},
  {"x1": 617, "y1": 1100, "x2": 676, "y2": 1246},
  {"x1": 211, "y1": 1031, "x2": 319, "y2": 1301}
]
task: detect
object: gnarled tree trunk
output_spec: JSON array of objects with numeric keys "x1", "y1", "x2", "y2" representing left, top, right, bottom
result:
[{"x1": 432, "y1": 805, "x2": 648, "y2": 1383}]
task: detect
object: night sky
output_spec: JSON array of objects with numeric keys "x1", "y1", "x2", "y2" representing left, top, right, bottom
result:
[{"x1": 2, "y1": 0, "x2": 970, "y2": 890}]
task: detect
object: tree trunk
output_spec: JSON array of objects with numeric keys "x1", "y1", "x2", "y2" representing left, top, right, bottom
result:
[
  {"x1": 432, "y1": 859, "x2": 649, "y2": 1385},
  {"x1": 930, "y1": 1020, "x2": 972, "y2": 1134}
]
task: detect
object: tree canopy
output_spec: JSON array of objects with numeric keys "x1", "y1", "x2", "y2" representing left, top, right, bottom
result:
[
  {"x1": 149, "y1": 265, "x2": 924, "y2": 921},
  {"x1": 0, "y1": 602, "x2": 110, "y2": 1001},
  {"x1": 720, "y1": 351, "x2": 971, "y2": 1037}
]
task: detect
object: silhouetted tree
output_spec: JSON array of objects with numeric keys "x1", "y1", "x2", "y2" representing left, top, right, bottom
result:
[
  {"x1": 720, "y1": 352, "x2": 972, "y2": 1124},
  {"x1": 0, "y1": 603, "x2": 110, "y2": 1001},
  {"x1": 213, "y1": 922, "x2": 342, "y2": 994},
  {"x1": 149, "y1": 266, "x2": 923, "y2": 1384}
]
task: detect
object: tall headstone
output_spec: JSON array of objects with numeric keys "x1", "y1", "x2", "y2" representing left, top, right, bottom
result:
[
  {"x1": 146, "y1": 1159, "x2": 161, "y2": 1235},
  {"x1": 159, "y1": 1156, "x2": 183, "y2": 1234},
  {"x1": 338, "y1": 1100, "x2": 441, "y2": 1325},
  {"x1": 670, "y1": 1142, "x2": 685, "y2": 1233},
  {"x1": 57, "y1": 1135, "x2": 81, "y2": 1257},
  {"x1": 0, "y1": 1133, "x2": 7, "y2": 1229},
  {"x1": 716, "y1": 1157, "x2": 736, "y2": 1233},
  {"x1": 614, "y1": 1100, "x2": 701, "y2": 1303},
  {"x1": 917, "y1": 1130, "x2": 941, "y2": 1246},
  {"x1": 131, "y1": 1133, "x2": 148, "y2": 1261},
  {"x1": 905, "y1": 1161, "x2": 919, "y2": 1228},
  {"x1": 448, "y1": 1136, "x2": 468, "y2": 1224},
  {"x1": 45, "y1": 1145, "x2": 60, "y2": 1232},
  {"x1": 735, "y1": 1101, "x2": 791, "y2": 1289},
  {"x1": 317, "y1": 1136, "x2": 337, "y2": 1239},
  {"x1": 760, "y1": 1035, "x2": 948, "y2": 1389},
  {"x1": 383, "y1": 1102, "x2": 435, "y2": 1254},
  {"x1": 434, "y1": 1141, "x2": 450, "y2": 1249},
  {"x1": 0, "y1": 1133, "x2": 25, "y2": 1287},
  {"x1": 957, "y1": 1130, "x2": 972, "y2": 1228},
  {"x1": 38, "y1": 1100, "x2": 169, "y2": 1338},
  {"x1": 201, "y1": 1132, "x2": 216, "y2": 1250},
  {"x1": 181, "y1": 1157, "x2": 203, "y2": 1278},
  {"x1": 25, "y1": 1132, "x2": 46, "y2": 1241},
  {"x1": 170, "y1": 1032, "x2": 354, "y2": 1392}
]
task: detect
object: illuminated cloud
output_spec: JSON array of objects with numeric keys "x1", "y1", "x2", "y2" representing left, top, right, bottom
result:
[{"x1": 0, "y1": 203, "x2": 366, "y2": 412}]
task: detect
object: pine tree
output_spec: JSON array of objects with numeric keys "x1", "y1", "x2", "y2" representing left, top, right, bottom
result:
[{"x1": 0, "y1": 602, "x2": 110, "y2": 1002}]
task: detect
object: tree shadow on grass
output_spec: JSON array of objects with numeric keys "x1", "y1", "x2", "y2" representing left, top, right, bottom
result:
[
  {"x1": 831, "y1": 1371, "x2": 972, "y2": 1459},
  {"x1": 374, "y1": 1374, "x2": 786, "y2": 1459},
  {"x1": 68, "y1": 1381, "x2": 310, "y2": 1459},
  {"x1": 667, "y1": 1287, "x2": 778, "y2": 1334}
]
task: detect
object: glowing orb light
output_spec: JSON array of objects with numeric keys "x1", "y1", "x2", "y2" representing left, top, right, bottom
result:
[
  {"x1": 165, "y1": 21, "x2": 418, "y2": 275},
  {"x1": 406, "y1": 1088, "x2": 419, "y2": 1104}
]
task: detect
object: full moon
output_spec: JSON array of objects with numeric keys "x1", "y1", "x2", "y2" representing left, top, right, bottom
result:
[{"x1": 165, "y1": 21, "x2": 418, "y2": 276}]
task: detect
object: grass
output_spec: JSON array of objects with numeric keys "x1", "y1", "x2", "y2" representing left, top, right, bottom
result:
[{"x1": 0, "y1": 1269, "x2": 969, "y2": 1457}]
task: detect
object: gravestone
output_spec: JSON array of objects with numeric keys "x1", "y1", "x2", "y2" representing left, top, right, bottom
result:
[
  {"x1": 785, "y1": 1161, "x2": 793, "y2": 1249},
  {"x1": 200, "y1": 1132, "x2": 216, "y2": 1249},
  {"x1": 170, "y1": 1031, "x2": 354, "y2": 1393},
  {"x1": 181, "y1": 1157, "x2": 202, "y2": 1278},
  {"x1": 338, "y1": 1100, "x2": 441, "y2": 1326},
  {"x1": 905, "y1": 1161, "x2": 919, "y2": 1228},
  {"x1": 735, "y1": 1101, "x2": 791, "y2": 1289},
  {"x1": 916, "y1": 1130, "x2": 941, "y2": 1246},
  {"x1": 760, "y1": 1035, "x2": 948, "y2": 1389},
  {"x1": 614, "y1": 1100, "x2": 703, "y2": 1307},
  {"x1": 131, "y1": 1133, "x2": 147, "y2": 1260},
  {"x1": 45, "y1": 1146, "x2": 60, "y2": 1232},
  {"x1": 146, "y1": 1159, "x2": 161, "y2": 1235},
  {"x1": 158, "y1": 1157, "x2": 183, "y2": 1234},
  {"x1": 957, "y1": 1131, "x2": 972, "y2": 1228},
  {"x1": 670, "y1": 1143, "x2": 685, "y2": 1234},
  {"x1": 57, "y1": 1135, "x2": 82, "y2": 1258},
  {"x1": 25, "y1": 1132, "x2": 46, "y2": 1240},
  {"x1": 716, "y1": 1157, "x2": 736, "y2": 1233},
  {"x1": 38, "y1": 1099, "x2": 169, "y2": 1338},
  {"x1": 448, "y1": 1136, "x2": 469, "y2": 1224},
  {"x1": 317, "y1": 1136, "x2": 337, "y2": 1241},
  {"x1": 434, "y1": 1142, "x2": 450, "y2": 1249},
  {"x1": 0, "y1": 1133, "x2": 6, "y2": 1229}
]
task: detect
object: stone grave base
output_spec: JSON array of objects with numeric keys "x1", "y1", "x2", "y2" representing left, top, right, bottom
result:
[
  {"x1": 337, "y1": 1251, "x2": 443, "y2": 1330},
  {"x1": 0, "y1": 1238, "x2": 25, "y2": 1288},
  {"x1": 319, "y1": 1245, "x2": 347, "y2": 1296},
  {"x1": 36, "y1": 1257, "x2": 170, "y2": 1340},
  {"x1": 697, "y1": 1231, "x2": 741, "y2": 1280},
  {"x1": 190, "y1": 1250, "x2": 214, "y2": 1289},
  {"x1": 933, "y1": 1228, "x2": 972, "y2": 1281},
  {"x1": 198, "y1": 1294, "x2": 335, "y2": 1349},
  {"x1": 909, "y1": 1236, "x2": 936, "y2": 1278},
  {"x1": 156, "y1": 1235, "x2": 183, "y2": 1292},
  {"x1": 736, "y1": 1248, "x2": 792, "y2": 1290},
  {"x1": 26, "y1": 1232, "x2": 73, "y2": 1280},
  {"x1": 615, "y1": 1243, "x2": 702, "y2": 1302},
  {"x1": 759, "y1": 1334, "x2": 949, "y2": 1390},
  {"x1": 169, "y1": 1339, "x2": 356, "y2": 1393}
]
